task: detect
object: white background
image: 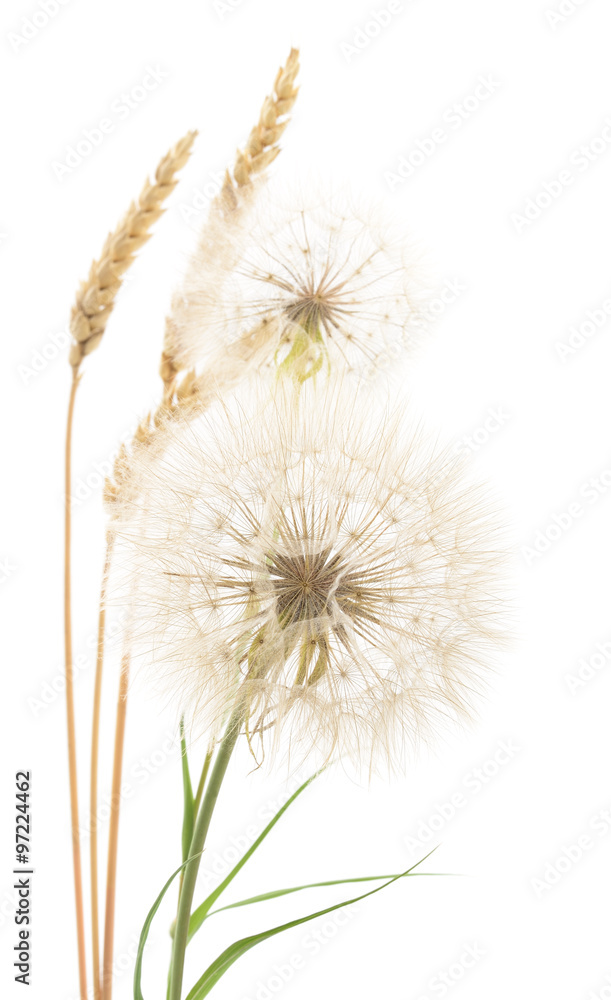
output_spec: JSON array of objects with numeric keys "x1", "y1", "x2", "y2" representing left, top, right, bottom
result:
[{"x1": 2, "y1": 0, "x2": 611, "y2": 998}]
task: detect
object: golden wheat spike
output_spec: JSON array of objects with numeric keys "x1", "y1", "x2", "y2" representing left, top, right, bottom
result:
[
  {"x1": 69, "y1": 130, "x2": 197, "y2": 370},
  {"x1": 228, "y1": 47, "x2": 300, "y2": 195},
  {"x1": 160, "y1": 50, "x2": 301, "y2": 396}
]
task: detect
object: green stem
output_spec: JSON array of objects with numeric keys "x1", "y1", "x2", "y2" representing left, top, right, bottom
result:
[{"x1": 168, "y1": 705, "x2": 245, "y2": 1000}]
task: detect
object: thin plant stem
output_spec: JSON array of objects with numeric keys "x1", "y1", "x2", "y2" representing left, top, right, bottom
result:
[
  {"x1": 90, "y1": 530, "x2": 115, "y2": 1000},
  {"x1": 64, "y1": 368, "x2": 88, "y2": 1000},
  {"x1": 168, "y1": 705, "x2": 245, "y2": 1000},
  {"x1": 101, "y1": 643, "x2": 132, "y2": 1000}
]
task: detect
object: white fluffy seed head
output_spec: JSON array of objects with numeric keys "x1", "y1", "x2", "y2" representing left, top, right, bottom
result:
[
  {"x1": 170, "y1": 182, "x2": 430, "y2": 384},
  {"x1": 112, "y1": 376, "x2": 508, "y2": 776}
]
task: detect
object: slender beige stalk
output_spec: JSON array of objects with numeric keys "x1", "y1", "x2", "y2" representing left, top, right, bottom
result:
[
  {"x1": 64, "y1": 368, "x2": 88, "y2": 1000},
  {"x1": 90, "y1": 531, "x2": 115, "y2": 1000},
  {"x1": 101, "y1": 645, "x2": 131, "y2": 1000},
  {"x1": 63, "y1": 131, "x2": 196, "y2": 999}
]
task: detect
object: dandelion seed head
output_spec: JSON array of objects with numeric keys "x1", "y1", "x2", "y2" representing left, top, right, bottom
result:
[
  {"x1": 113, "y1": 376, "x2": 508, "y2": 776},
  {"x1": 171, "y1": 183, "x2": 429, "y2": 384}
]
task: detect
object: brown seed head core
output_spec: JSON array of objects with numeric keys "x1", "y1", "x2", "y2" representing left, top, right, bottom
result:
[
  {"x1": 267, "y1": 547, "x2": 342, "y2": 624},
  {"x1": 266, "y1": 264, "x2": 356, "y2": 343},
  {"x1": 265, "y1": 545, "x2": 375, "y2": 632}
]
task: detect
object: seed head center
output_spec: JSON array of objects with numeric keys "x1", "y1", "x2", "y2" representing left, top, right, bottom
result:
[{"x1": 267, "y1": 548, "x2": 344, "y2": 624}]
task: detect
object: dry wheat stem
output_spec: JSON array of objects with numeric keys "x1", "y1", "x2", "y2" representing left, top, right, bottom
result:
[
  {"x1": 101, "y1": 644, "x2": 131, "y2": 1000},
  {"x1": 69, "y1": 130, "x2": 198, "y2": 371},
  {"x1": 64, "y1": 369, "x2": 88, "y2": 1000},
  {"x1": 90, "y1": 532, "x2": 115, "y2": 1000},
  {"x1": 64, "y1": 132, "x2": 197, "y2": 1000}
]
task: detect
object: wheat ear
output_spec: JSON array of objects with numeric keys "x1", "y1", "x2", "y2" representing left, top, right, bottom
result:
[
  {"x1": 224, "y1": 45, "x2": 300, "y2": 197},
  {"x1": 70, "y1": 130, "x2": 198, "y2": 371},
  {"x1": 160, "y1": 48, "x2": 300, "y2": 398},
  {"x1": 63, "y1": 132, "x2": 196, "y2": 1000}
]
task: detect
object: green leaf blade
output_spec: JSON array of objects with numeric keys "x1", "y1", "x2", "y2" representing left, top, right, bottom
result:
[
  {"x1": 184, "y1": 851, "x2": 438, "y2": 1000},
  {"x1": 134, "y1": 858, "x2": 192, "y2": 1000},
  {"x1": 180, "y1": 719, "x2": 194, "y2": 865},
  {"x1": 207, "y1": 874, "x2": 401, "y2": 915},
  {"x1": 187, "y1": 769, "x2": 323, "y2": 942}
]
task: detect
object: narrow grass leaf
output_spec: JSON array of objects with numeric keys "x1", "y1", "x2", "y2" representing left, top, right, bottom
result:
[
  {"x1": 187, "y1": 769, "x2": 322, "y2": 942},
  {"x1": 180, "y1": 719, "x2": 194, "y2": 864},
  {"x1": 206, "y1": 870, "x2": 443, "y2": 916},
  {"x1": 135, "y1": 854, "x2": 201, "y2": 1000},
  {"x1": 184, "y1": 851, "x2": 437, "y2": 1000}
]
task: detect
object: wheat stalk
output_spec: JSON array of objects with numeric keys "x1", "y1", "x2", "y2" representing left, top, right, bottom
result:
[
  {"x1": 63, "y1": 376, "x2": 88, "y2": 1000},
  {"x1": 63, "y1": 132, "x2": 196, "y2": 1000},
  {"x1": 89, "y1": 533, "x2": 114, "y2": 1000},
  {"x1": 69, "y1": 130, "x2": 197, "y2": 371}
]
